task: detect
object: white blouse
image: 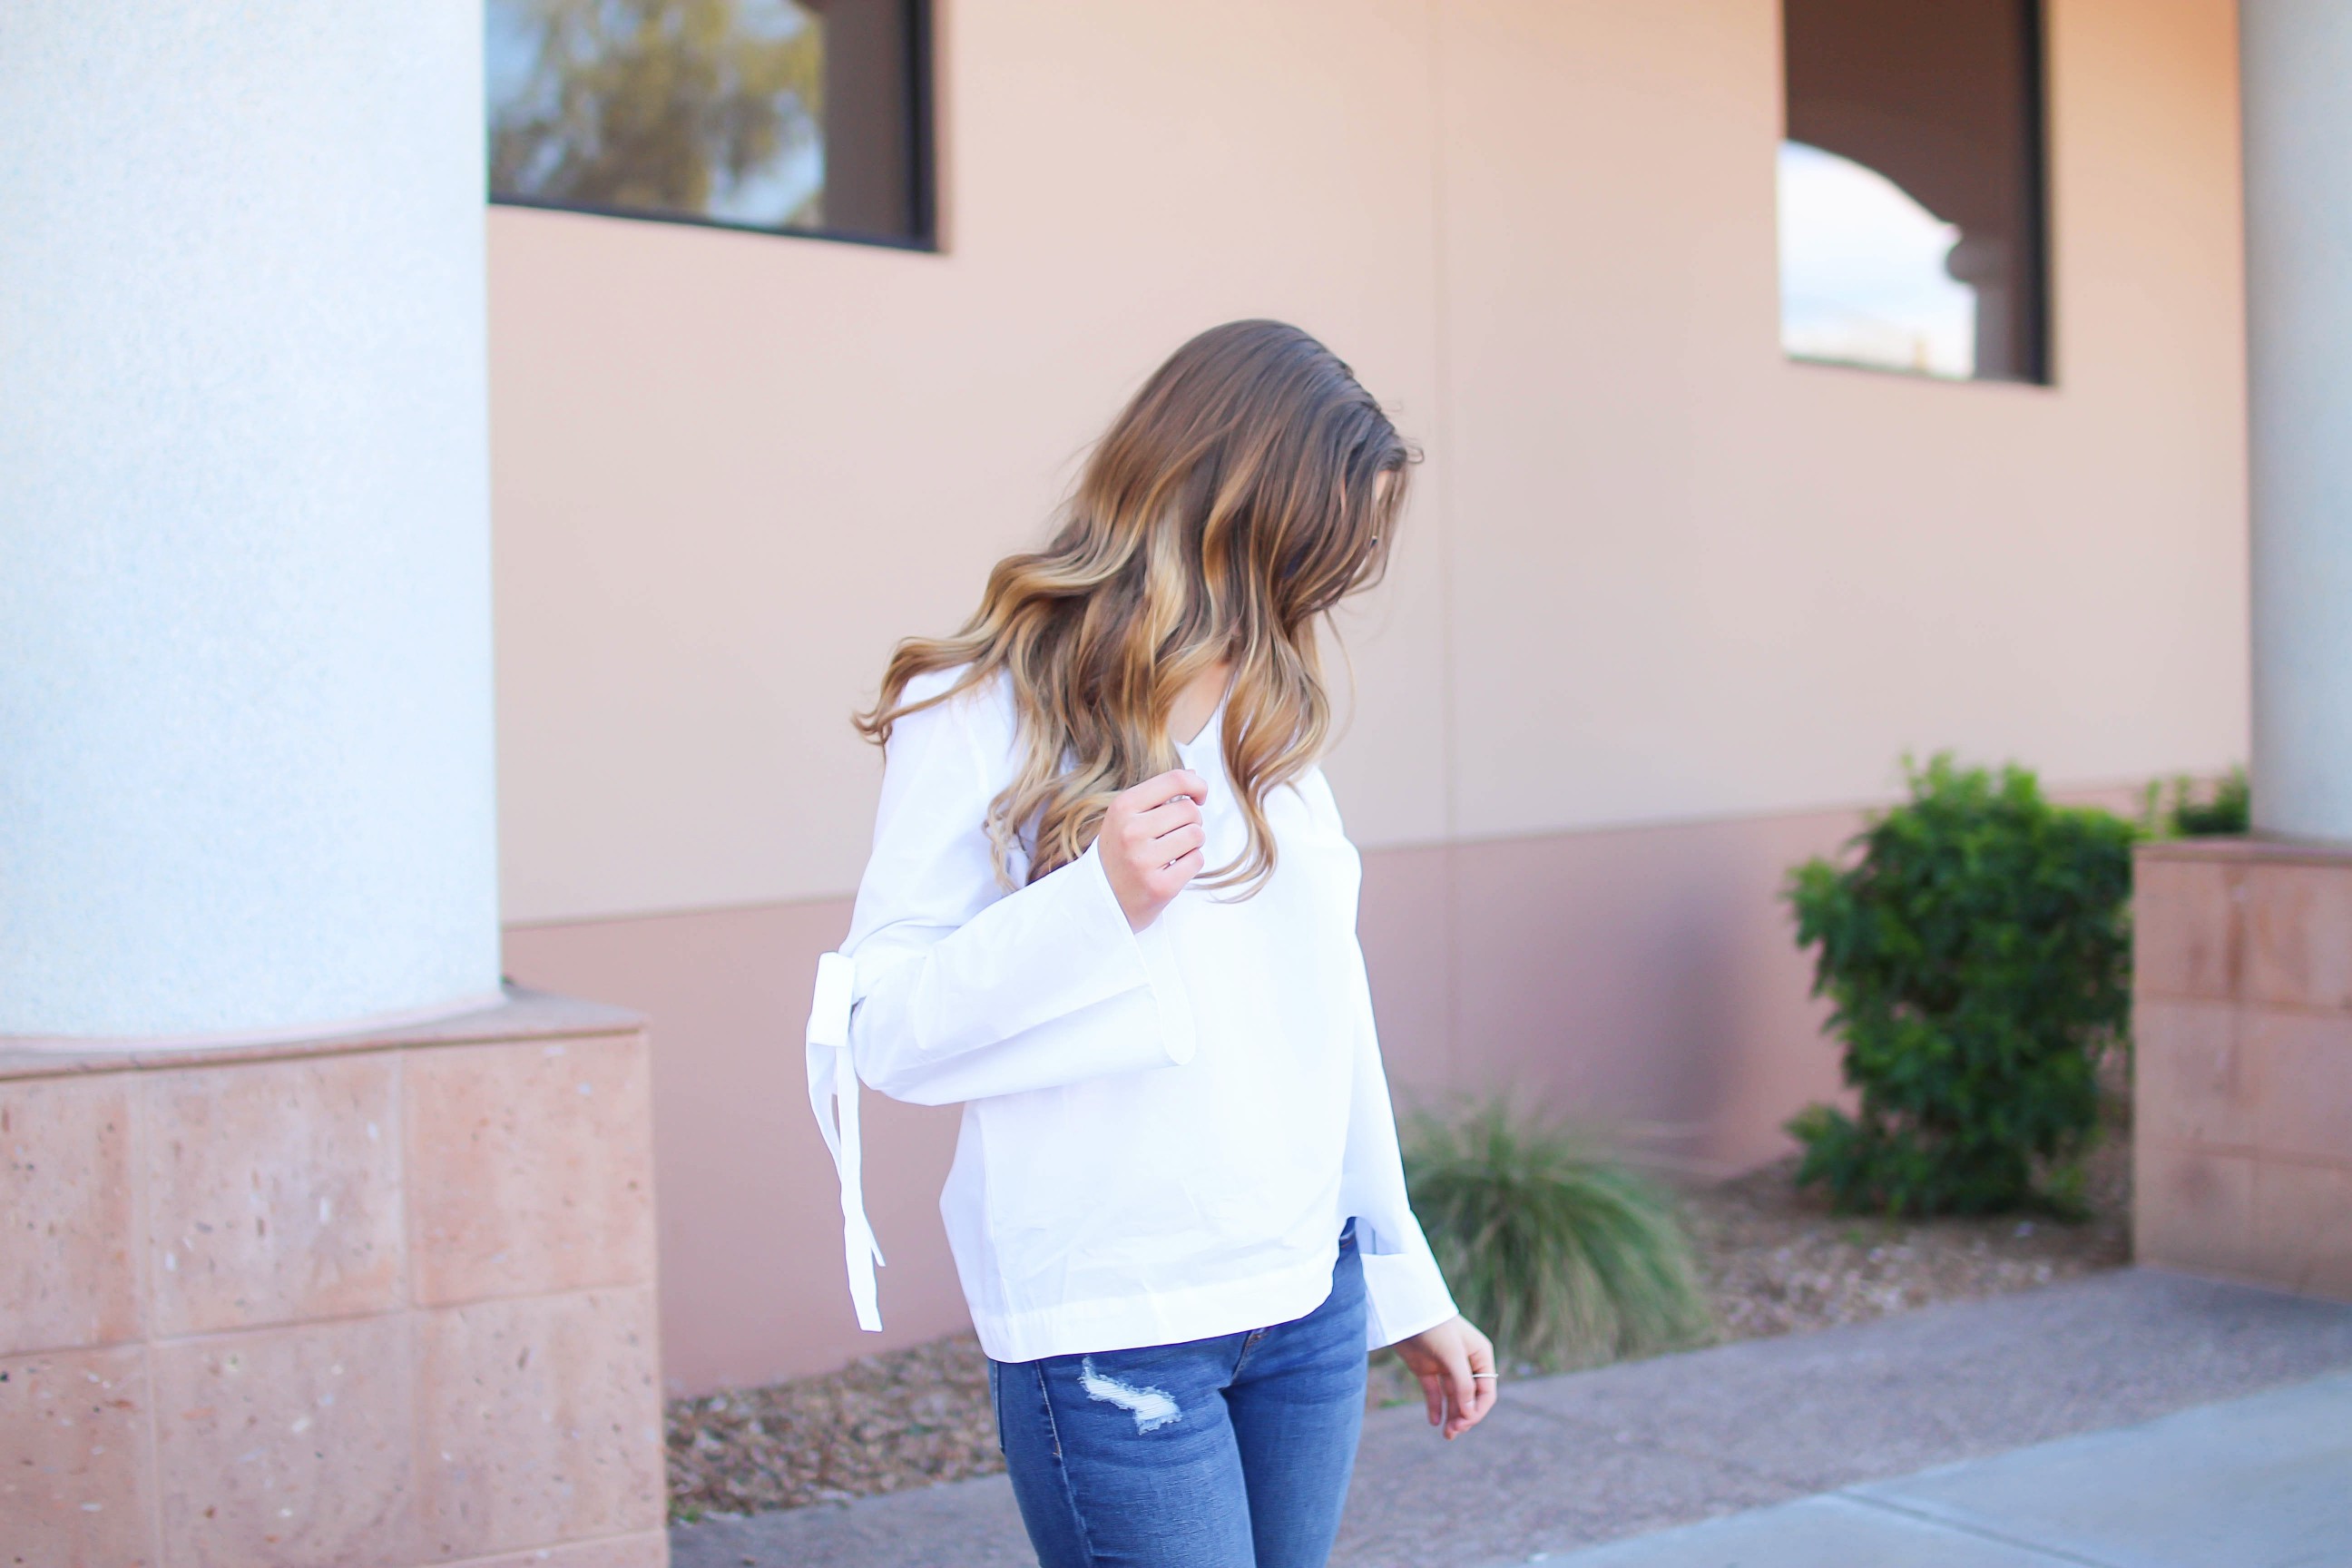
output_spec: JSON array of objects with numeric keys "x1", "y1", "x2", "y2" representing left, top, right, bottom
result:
[{"x1": 805, "y1": 666, "x2": 1457, "y2": 1364}]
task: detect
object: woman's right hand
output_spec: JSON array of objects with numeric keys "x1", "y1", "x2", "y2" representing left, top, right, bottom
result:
[{"x1": 1099, "y1": 769, "x2": 1210, "y2": 930}]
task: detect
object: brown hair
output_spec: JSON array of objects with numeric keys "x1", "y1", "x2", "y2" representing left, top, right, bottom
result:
[{"x1": 856, "y1": 319, "x2": 1414, "y2": 893}]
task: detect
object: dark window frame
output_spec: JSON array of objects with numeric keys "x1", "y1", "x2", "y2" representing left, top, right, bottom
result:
[
  {"x1": 487, "y1": 0, "x2": 937, "y2": 254},
  {"x1": 2014, "y1": 3, "x2": 2052, "y2": 386}
]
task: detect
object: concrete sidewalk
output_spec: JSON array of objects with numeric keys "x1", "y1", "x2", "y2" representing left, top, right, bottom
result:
[
  {"x1": 1543, "y1": 1370, "x2": 2352, "y2": 1567},
  {"x1": 671, "y1": 1269, "x2": 2352, "y2": 1568}
]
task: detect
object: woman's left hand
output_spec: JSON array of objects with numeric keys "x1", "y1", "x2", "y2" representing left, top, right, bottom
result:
[{"x1": 1394, "y1": 1315, "x2": 1498, "y2": 1439}]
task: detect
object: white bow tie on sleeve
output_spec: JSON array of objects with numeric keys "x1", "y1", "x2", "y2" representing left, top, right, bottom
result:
[{"x1": 804, "y1": 949, "x2": 885, "y2": 1331}]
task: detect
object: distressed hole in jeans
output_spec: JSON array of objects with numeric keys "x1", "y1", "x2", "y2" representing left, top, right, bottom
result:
[{"x1": 1078, "y1": 1357, "x2": 1183, "y2": 1434}]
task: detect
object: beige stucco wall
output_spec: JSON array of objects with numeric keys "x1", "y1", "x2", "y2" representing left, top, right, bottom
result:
[{"x1": 490, "y1": 0, "x2": 2246, "y2": 926}]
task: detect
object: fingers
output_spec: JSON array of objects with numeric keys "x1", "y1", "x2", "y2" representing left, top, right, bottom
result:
[
  {"x1": 1416, "y1": 1367, "x2": 1446, "y2": 1429},
  {"x1": 1119, "y1": 798, "x2": 1201, "y2": 863},
  {"x1": 1397, "y1": 1319, "x2": 1500, "y2": 1440},
  {"x1": 1099, "y1": 769, "x2": 1213, "y2": 932},
  {"x1": 1135, "y1": 799, "x2": 1202, "y2": 848},
  {"x1": 1455, "y1": 1334, "x2": 1499, "y2": 1434},
  {"x1": 1119, "y1": 776, "x2": 1206, "y2": 876},
  {"x1": 1124, "y1": 769, "x2": 1210, "y2": 812},
  {"x1": 1146, "y1": 824, "x2": 1205, "y2": 868},
  {"x1": 1440, "y1": 1343, "x2": 1478, "y2": 1440},
  {"x1": 1146, "y1": 847, "x2": 1204, "y2": 897},
  {"x1": 1134, "y1": 793, "x2": 1200, "y2": 832}
]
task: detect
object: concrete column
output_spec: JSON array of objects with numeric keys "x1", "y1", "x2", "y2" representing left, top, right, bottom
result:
[
  {"x1": 2242, "y1": 1, "x2": 2352, "y2": 844},
  {"x1": 0, "y1": 3, "x2": 500, "y2": 1037}
]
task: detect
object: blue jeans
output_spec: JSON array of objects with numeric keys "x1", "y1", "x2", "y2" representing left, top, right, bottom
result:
[{"x1": 988, "y1": 1227, "x2": 1368, "y2": 1568}]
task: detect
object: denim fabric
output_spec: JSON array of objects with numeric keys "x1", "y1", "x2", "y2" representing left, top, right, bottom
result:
[{"x1": 989, "y1": 1227, "x2": 1369, "y2": 1568}]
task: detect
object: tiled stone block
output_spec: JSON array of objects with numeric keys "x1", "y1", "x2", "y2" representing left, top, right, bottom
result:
[
  {"x1": 447, "y1": 1531, "x2": 671, "y2": 1568},
  {"x1": 2134, "y1": 1141, "x2": 2259, "y2": 1279},
  {"x1": 2133, "y1": 854, "x2": 2241, "y2": 1002},
  {"x1": 1, "y1": 1075, "x2": 141, "y2": 1355},
  {"x1": 2243, "y1": 862, "x2": 2352, "y2": 1013},
  {"x1": 2134, "y1": 1000, "x2": 2255, "y2": 1151},
  {"x1": 0, "y1": 1342, "x2": 158, "y2": 1566},
  {"x1": 407, "y1": 1034, "x2": 655, "y2": 1305},
  {"x1": 144, "y1": 1055, "x2": 404, "y2": 1337},
  {"x1": 414, "y1": 1287, "x2": 665, "y2": 1561},
  {"x1": 151, "y1": 1315, "x2": 415, "y2": 1568},
  {"x1": 2247, "y1": 1009, "x2": 2352, "y2": 1165},
  {"x1": 2253, "y1": 1160, "x2": 2352, "y2": 1300},
  {"x1": 0, "y1": 998, "x2": 665, "y2": 1566}
]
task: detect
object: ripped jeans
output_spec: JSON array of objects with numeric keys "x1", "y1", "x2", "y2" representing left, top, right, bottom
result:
[{"x1": 988, "y1": 1226, "x2": 1367, "y2": 1568}]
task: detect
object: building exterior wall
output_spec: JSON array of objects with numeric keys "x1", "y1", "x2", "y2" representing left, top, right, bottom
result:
[{"x1": 487, "y1": 0, "x2": 2249, "y2": 1393}]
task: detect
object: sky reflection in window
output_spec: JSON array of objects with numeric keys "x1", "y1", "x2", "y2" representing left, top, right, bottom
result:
[{"x1": 1778, "y1": 141, "x2": 1977, "y2": 380}]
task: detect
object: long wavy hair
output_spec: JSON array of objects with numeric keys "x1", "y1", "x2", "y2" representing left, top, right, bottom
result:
[{"x1": 855, "y1": 319, "x2": 1415, "y2": 894}]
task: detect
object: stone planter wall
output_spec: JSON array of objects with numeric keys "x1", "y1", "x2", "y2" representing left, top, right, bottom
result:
[
  {"x1": 0, "y1": 992, "x2": 667, "y2": 1567},
  {"x1": 2133, "y1": 838, "x2": 2352, "y2": 1300}
]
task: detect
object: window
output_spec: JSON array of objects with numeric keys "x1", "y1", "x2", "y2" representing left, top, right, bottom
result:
[
  {"x1": 1779, "y1": 0, "x2": 2048, "y2": 383},
  {"x1": 486, "y1": 0, "x2": 934, "y2": 248}
]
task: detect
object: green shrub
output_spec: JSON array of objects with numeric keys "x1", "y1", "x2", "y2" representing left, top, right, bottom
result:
[
  {"x1": 2143, "y1": 767, "x2": 2250, "y2": 838},
  {"x1": 1403, "y1": 1103, "x2": 1711, "y2": 1370},
  {"x1": 1784, "y1": 755, "x2": 2136, "y2": 1217}
]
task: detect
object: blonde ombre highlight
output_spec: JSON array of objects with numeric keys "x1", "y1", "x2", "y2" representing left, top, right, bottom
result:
[{"x1": 855, "y1": 320, "x2": 1415, "y2": 893}]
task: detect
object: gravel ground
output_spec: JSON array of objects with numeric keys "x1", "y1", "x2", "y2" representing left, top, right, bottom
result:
[
  {"x1": 665, "y1": 1131, "x2": 2132, "y2": 1524},
  {"x1": 666, "y1": 1332, "x2": 1000, "y2": 1522},
  {"x1": 1686, "y1": 1135, "x2": 2131, "y2": 1343}
]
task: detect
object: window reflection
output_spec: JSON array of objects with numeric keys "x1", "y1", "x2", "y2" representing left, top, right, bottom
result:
[
  {"x1": 1778, "y1": 0, "x2": 2048, "y2": 384},
  {"x1": 486, "y1": 0, "x2": 931, "y2": 246},
  {"x1": 1779, "y1": 142, "x2": 1976, "y2": 379}
]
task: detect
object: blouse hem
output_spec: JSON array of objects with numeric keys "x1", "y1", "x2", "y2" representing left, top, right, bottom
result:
[{"x1": 971, "y1": 1248, "x2": 1341, "y2": 1365}]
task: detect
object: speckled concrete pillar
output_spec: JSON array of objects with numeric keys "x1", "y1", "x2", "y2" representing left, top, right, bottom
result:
[
  {"x1": 0, "y1": 1, "x2": 501, "y2": 1037},
  {"x1": 2242, "y1": 1, "x2": 2352, "y2": 845},
  {"x1": 0, "y1": 993, "x2": 669, "y2": 1566}
]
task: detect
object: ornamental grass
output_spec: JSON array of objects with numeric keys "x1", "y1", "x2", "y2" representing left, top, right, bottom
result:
[{"x1": 1404, "y1": 1102, "x2": 1713, "y2": 1372}]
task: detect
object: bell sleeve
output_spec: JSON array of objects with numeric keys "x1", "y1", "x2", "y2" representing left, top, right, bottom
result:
[
  {"x1": 1304, "y1": 769, "x2": 1459, "y2": 1349},
  {"x1": 834, "y1": 670, "x2": 1197, "y2": 1102},
  {"x1": 802, "y1": 670, "x2": 1197, "y2": 1331}
]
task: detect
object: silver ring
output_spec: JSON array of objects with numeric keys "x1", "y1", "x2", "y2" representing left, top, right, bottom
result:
[{"x1": 1470, "y1": 1372, "x2": 1499, "y2": 1380}]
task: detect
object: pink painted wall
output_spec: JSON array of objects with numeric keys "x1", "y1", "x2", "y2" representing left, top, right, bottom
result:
[
  {"x1": 1362, "y1": 818, "x2": 1859, "y2": 1169},
  {"x1": 488, "y1": 0, "x2": 2249, "y2": 931}
]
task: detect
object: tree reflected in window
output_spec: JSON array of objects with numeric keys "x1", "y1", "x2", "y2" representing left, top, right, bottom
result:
[{"x1": 487, "y1": 0, "x2": 932, "y2": 246}]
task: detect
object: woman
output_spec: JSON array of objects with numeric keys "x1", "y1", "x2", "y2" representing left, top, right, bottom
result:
[{"x1": 805, "y1": 319, "x2": 1495, "y2": 1568}]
